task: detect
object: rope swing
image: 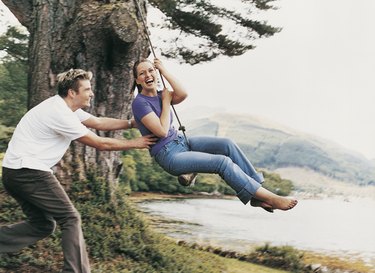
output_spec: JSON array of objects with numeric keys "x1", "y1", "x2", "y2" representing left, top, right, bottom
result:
[{"x1": 134, "y1": 0, "x2": 197, "y2": 186}]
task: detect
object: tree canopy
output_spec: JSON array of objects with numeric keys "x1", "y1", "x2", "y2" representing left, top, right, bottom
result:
[
  {"x1": 148, "y1": 0, "x2": 280, "y2": 64},
  {"x1": 2, "y1": 0, "x2": 280, "y2": 65},
  {"x1": 0, "y1": 26, "x2": 28, "y2": 127}
]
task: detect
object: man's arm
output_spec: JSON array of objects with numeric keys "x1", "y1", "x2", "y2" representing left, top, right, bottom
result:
[
  {"x1": 82, "y1": 116, "x2": 136, "y2": 131},
  {"x1": 77, "y1": 130, "x2": 156, "y2": 151}
]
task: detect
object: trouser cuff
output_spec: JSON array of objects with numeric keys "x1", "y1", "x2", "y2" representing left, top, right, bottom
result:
[{"x1": 237, "y1": 182, "x2": 261, "y2": 205}]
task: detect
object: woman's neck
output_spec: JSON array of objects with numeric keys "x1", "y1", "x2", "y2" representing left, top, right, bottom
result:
[{"x1": 141, "y1": 89, "x2": 157, "y2": 97}]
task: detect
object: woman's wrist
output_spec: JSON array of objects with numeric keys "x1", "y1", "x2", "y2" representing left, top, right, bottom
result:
[{"x1": 162, "y1": 97, "x2": 172, "y2": 105}]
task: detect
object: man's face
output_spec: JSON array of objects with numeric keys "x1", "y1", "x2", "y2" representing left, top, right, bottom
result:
[{"x1": 74, "y1": 79, "x2": 94, "y2": 108}]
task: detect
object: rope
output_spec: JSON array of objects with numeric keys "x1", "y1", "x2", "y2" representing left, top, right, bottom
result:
[
  {"x1": 134, "y1": 0, "x2": 190, "y2": 148},
  {"x1": 133, "y1": 0, "x2": 197, "y2": 187}
]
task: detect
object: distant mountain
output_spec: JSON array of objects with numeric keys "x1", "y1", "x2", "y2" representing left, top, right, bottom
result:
[{"x1": 178, "y1": 107, "x2": 375, "y2": 186}]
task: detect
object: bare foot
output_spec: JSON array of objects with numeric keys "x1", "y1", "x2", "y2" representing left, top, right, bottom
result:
[
  {"x1": 268, "y1": 196, "x2": 298, "y2": 211},
  {"x1": 254, "y1": 187, "x2": 298, "y2": 211}
]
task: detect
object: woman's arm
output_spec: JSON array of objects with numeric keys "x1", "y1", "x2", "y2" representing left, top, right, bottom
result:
[
  {"x1": 140, "y1": 88, "x2": 172, "y2": 138},
  {"x1": 154, "y1": 58, "x2": 188, "y2": 105}
]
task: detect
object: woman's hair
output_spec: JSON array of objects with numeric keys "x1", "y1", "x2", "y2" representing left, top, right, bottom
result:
[
  {"x1": 56, "y1": 69, "x2": 93, "y2": 97},
  {"x1": 133, "y1": 58, "x2": 153, "y2": 92}
]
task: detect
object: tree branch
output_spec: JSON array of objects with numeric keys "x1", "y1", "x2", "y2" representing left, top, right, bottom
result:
[{"x1": 2, "y1": 0, "x2": 33, "y2": 28}]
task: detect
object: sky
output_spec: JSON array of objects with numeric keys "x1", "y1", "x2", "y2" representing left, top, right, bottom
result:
[
  {"x1": 1, "y1": 0, "x2": 375, "y2": 159},
  {"x1": 156, "y1": 0, "x2": 375, "y2": 159}
]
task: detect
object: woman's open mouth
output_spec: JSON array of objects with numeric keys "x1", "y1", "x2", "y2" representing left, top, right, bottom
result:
[{"x1": 145, "y1": 78, "x2": 154, "y2": 85}]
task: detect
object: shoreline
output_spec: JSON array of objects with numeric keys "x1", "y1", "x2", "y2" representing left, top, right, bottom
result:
[
  {"x1": 131, "y1": 191, "x2": 375, "y2": 273},
  {"x1": 128, "y1": 191, "x2": 237, "y2": 202},
  {"x1": 129, "y1": 190, "x2": 375, "y2": 203}
]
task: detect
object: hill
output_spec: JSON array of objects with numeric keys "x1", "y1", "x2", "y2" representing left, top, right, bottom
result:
[{"x1": 178, "y1": 108, "x2": 375, "y2": 188}]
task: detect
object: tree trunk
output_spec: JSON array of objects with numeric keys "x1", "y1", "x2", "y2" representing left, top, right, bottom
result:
[{"x1": 3, "y1": 0, "x2": 150, "y2": 197}]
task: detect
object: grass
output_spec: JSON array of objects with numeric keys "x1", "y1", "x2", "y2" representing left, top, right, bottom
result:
[
  {"x1": 302, "y1": 251, "x2": 375, "y2": 273},
  {"x1": 219, "y1": 257, "x2": 289, "y2": 273}
]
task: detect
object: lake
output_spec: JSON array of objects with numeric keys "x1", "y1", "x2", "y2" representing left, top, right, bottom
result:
[{"x1": 138, "y1": 196, "x2": 375, "y2": 267}]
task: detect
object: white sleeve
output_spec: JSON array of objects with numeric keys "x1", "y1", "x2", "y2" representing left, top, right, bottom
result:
[{"x1": 75, "y1": 109, "x2": 92, "y2": 122}]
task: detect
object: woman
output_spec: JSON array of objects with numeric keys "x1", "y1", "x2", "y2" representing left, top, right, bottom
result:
[{"x1": 131, "y1": 58, "x2": 297, "y2": 212}]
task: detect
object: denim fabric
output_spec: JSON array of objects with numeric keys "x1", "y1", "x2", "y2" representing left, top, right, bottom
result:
[{"x1": 154, "y1": 135, "x2": 264, "y2": 204}]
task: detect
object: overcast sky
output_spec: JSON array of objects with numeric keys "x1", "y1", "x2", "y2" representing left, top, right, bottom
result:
[
  {"x1": 158, "y1": 0, "x2": 375, "y2": 159},
  {"x1": 1, "y1": 0, "x2": 375, "y2": 159}
]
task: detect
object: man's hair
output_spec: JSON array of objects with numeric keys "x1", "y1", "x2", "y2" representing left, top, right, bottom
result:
[
  {"x1": 133, "y1": 58, "x2": 153, "y2": 92},
  {"x1": 56, "y1": 69, "x2": 93, "y2": 97}
]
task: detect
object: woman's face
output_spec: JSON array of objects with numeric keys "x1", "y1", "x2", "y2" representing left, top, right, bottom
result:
[{"x1": 136, "y1": 61, "x2": 158, "y2": 91}]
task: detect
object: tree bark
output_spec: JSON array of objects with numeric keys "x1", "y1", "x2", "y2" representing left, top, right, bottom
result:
[{"x1": 2, "y1": 0, "x2": 150, "y2": 197}]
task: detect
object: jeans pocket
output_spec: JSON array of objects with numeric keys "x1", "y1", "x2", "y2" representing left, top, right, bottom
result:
[{"x1": 155, "y1": 147, "x2": 168, "y2": 167}]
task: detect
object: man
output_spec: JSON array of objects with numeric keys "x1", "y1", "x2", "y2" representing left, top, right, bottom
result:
[{"x1": 0, "y1": 69, "x2": 156, "y2": 273}]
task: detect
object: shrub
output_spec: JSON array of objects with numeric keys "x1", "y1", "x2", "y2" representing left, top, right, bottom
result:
[{"x1": 247, "y1": 243, "x2": 306, "y2": 272}]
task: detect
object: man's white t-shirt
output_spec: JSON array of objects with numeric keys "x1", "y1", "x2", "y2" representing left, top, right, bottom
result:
[{"x1": 2, "y1": 95, "x2": 92, "y2": 172}]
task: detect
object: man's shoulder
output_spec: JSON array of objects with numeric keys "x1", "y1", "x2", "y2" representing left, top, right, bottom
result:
[
  {"x1": 29, "y1": 96, "x2": 77, "y2": 125},
  {"x1": 31, "y1": 95, "x2": 61, "y2": 111}
]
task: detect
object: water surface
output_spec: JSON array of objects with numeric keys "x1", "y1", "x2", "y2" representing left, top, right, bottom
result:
[{"x1": 139, "y1": 197, "x2": 375, "y2": 266}]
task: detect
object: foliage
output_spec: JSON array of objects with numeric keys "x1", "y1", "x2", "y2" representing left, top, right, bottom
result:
[
  {"x1": 0, "y1": 125, "x2": 14, "y2": 152},
  {"x1": 246, "y1": 243, "x2": 306, "y2": 272},
  {"x1": 176, "y1": 241, "x2": 309, "y2": 272},
  {"x1": 149, "y1": 0, "x2": 280, "y2": 64},
  {"x1": 0, "y1": 26, "x2": 28, "y2": 127},
  {"x1": 0, "y1": 26, "x2": 28, "y2": 63},
  {"x1": 262, "y1": 172, "x2": 294, "y2": 196},
  {"x1": 121, "y1": 130, "x2": 294, "y2": 196},
  {"x1": 302, "y1": 251, "x2": 375, "y2": 273}
]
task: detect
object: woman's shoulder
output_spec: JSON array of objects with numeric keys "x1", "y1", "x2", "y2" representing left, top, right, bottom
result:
[
  {"x1": 133, "y1": 92, "x2": 161, "y2": 103},
  {"x1": 132, "y1": 93, "x2": 147, "y2": 104},
  {"x1": 132, "y1": 93, "x2": 156, "y2": 110}
]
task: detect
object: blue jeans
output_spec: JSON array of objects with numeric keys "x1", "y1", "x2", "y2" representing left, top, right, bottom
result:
[{"x1": 154, "y1": 134, "x2": 264, "y2": 204}]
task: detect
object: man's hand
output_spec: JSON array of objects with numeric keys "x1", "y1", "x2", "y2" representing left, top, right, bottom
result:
[
  {"x1": 130, "y1": 134, "x2": 158, "y2": 149},
  {"x1": 77, "y1": 131, "x2": 158, "y2": 151}
]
